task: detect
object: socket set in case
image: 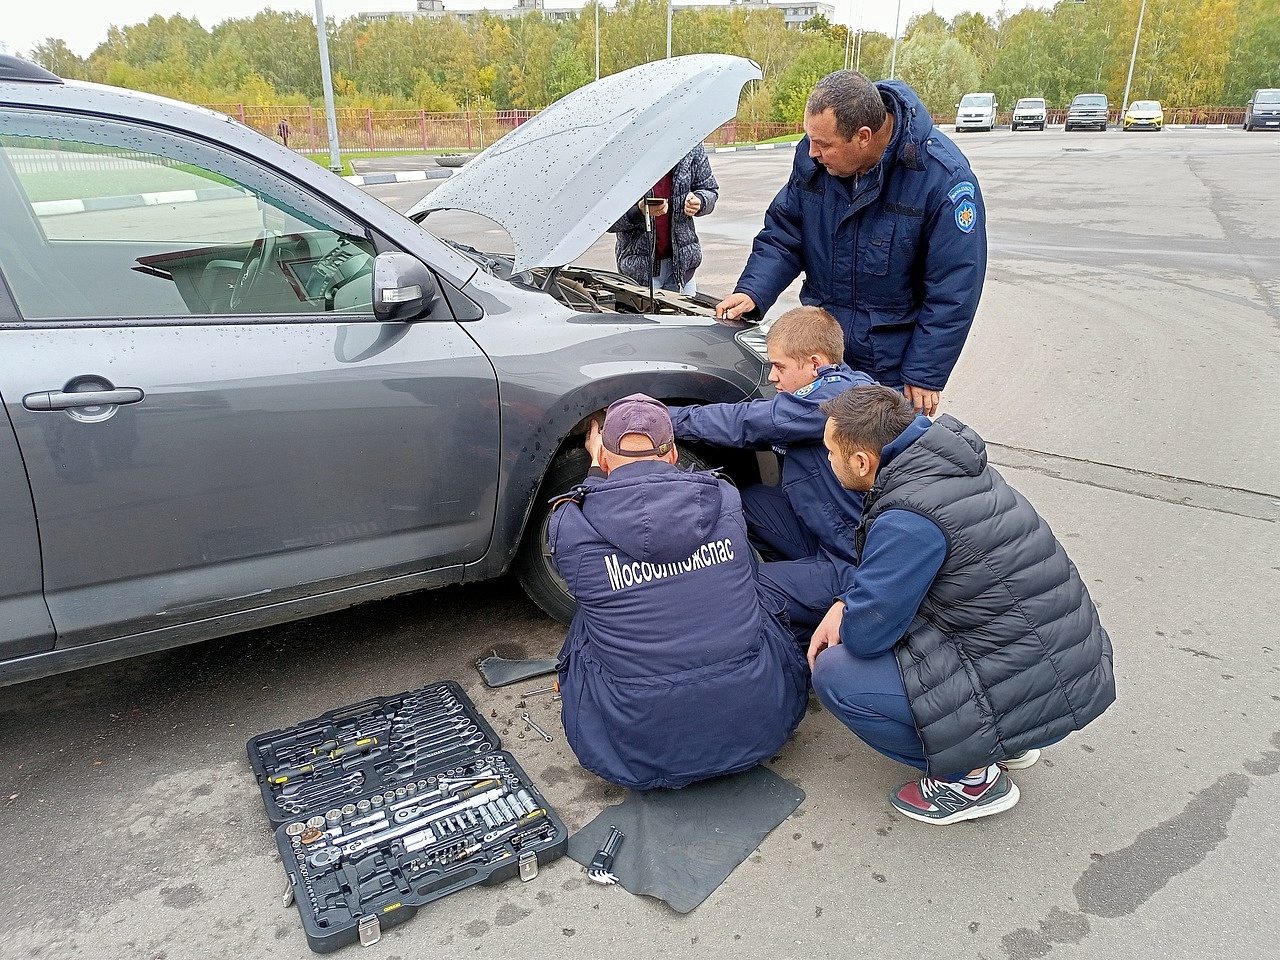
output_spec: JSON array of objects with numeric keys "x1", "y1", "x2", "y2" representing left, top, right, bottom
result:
[{"x1": 248, "y1": 681, "x2": 566, "y2": 952}]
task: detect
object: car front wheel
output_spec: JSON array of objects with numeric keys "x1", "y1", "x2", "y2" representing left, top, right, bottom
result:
[{"x1": 514, "y1": 443, "x2": 710, "y2": 624}]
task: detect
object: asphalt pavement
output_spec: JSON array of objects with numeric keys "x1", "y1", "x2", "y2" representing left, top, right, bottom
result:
[{"x1": 2, "y1": 127, "x2": 1278, "y2": 960}]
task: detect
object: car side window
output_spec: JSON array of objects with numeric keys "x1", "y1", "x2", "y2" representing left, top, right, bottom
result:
[{"x1": 0, "y1": 112, "x2": 375, "y2": 320}]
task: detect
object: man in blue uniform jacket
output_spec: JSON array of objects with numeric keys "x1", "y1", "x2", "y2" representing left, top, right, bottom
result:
[
  {"x1": 549, "y1": 394, "x2": 809, "y2": 791},
  {"x1": 809, "y1": 385, "x2": 1115, "y2": 825},
  {"x1": 667, "y1": 306, "x2": 871, "y2": 636},
  {"x1": 716, "y1": 71, "x2": 987, "y2": 417}
]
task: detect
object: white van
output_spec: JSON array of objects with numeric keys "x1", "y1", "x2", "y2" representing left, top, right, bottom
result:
[{"x1": 955, "y1": 92, "x2": 998, "y2": 132}]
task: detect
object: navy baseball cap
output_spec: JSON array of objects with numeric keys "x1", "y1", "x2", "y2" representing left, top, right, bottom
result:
[{"x1": 602, "y1": 394, "x2": 675, "y2": 457}]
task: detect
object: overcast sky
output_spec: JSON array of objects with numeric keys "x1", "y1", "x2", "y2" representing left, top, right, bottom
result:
[{"x1": 2, "y1": 1, "x2": 1030, "y2": 59}]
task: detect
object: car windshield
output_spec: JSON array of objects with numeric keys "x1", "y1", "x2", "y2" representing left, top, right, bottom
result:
[
  {"x1": 1075, "y1": 95, "x2": 1107, "y2": 106},
  {"x1": 1132, "y1": 101, "x2": 1160, "y2": 110},
  {"x1": 1017, "y1": 99, "x2": 1045, "y2": 108},
  {"x1": 961, "y1": 95, "x2": 992, "y2": 107},
  {"x1": 1257, "y1": 90, "x2": 1280, "y2": 103}
]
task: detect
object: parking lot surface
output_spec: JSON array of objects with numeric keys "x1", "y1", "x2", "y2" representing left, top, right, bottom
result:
[{"x1": 2, "y1": 128, "x2": 1278, "y2": 960}]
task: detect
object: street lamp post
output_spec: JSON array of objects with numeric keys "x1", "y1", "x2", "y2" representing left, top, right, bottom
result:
[
  {"x1": 1121, "y1": 0, "x2": 1148, "y2": 123},
  {"x1": 889, "y1": 0, "x2": 903, "y2": 80},
  {"x1": 667, "y1": 1, "x2": 673, "y2": 59},
  {"x1": 595, "y1": 2, "x2": 600, "y2": 80},
  {"x1": 313, "y1": 0, "x2": 342, "y2": 173},
  {"x1": 855, "y1": 3, "x2": 864, "y2": 72}
]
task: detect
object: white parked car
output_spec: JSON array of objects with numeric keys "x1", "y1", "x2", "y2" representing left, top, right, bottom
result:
[
  {"x1": 955, "y1": 92, "x2": 998, "y2": 132},
  {"x1": 1011, "y1": 97, "x2": 1047, "y2": 131}
]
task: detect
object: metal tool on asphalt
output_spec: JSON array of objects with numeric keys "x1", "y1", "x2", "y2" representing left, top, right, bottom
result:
[
  {"x1": 587, "y1": 825, "x2": 625, "y2": 885},
  {"x1": 521, "y1": 681, "x2": 560, "y2": 698},
  {"x1": 520, "y1": 712, "x2": 554, "y2": 742}
]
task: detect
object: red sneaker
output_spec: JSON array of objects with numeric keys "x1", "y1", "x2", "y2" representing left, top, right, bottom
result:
[{"x1": 890, "y1": 765, "x2": 1020, "y2": 824}]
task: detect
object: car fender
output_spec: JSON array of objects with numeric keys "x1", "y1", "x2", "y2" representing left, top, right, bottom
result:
[{"x1": 455, "y1": 276, "x2": 765, "y2": 581}]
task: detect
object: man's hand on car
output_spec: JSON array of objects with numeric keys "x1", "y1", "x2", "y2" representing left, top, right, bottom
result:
[{"x1": 715, "y1": 292, "x2": 756, "y2": 321}]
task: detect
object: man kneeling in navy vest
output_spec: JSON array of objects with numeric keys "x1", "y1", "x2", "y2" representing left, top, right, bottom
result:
[
  {"x1": 550, "y1": 394, "x2": 810, "y2": 791},
  {"x1": 810, "y1": 385, "x2": 1116, "y2": 824}
]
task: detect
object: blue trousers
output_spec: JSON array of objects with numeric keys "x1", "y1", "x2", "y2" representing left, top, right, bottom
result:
[
  {"x1": 741, "y1": 484, "x2": 816, "y2": 562},
  {"x1": 747, "y1": 485, "x2": 852, "y2": 646},
  {"x1": 654, "y1": 258, "x2": 695, "y2": 295},
  {"x1": 811, "y1": 644, "x2": 929, "y2": 772}
]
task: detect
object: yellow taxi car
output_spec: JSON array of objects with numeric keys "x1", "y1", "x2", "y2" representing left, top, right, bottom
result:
[{"x1": 1123, "y1": 100, "x2": 1164, "y2": 131}]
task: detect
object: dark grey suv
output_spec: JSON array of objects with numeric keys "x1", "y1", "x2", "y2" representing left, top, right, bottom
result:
[
  {"x1": 1064, "y1": 93, "x2": 1111, "y2": 132},
  {"x1": 0, "y1": 55, "x2": 769, "y2": 686}
]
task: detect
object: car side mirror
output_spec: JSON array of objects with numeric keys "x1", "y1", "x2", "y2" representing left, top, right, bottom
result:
[
  {"x1": 373, "y1": 252, "x2": 441, "y2": 322},
  {"x1": 1247, "y1": 100, "x2": 1254, "y2": 105}
]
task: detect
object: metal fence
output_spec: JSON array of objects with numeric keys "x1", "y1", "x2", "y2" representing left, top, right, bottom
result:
[
  {"x1": 205, "y1": 104, "x2": 806, "y2": 152},
  {"x1": 200, "y1": 103, "x2": 1247, "y2": 155},
  {"x1": 205, "y1": 105, "x2": 540, "y2": 153}
]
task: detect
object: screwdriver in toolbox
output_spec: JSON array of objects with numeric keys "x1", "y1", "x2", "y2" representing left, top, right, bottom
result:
[
  {"x1": 267, "y1": 739, "x2": 380, "y2": 784},
  {"x1": 312, "y1": 735, "x2": 381, "y2": 757}
]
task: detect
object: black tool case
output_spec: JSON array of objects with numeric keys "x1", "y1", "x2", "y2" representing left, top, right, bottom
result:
[{"x1": 248, "y1": 680, "x2": 567, "y2": 952}]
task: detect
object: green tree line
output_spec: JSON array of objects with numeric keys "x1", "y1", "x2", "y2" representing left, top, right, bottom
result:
[{"x1": 26, "y1": 0, "x2": 1280, "y2": 120}]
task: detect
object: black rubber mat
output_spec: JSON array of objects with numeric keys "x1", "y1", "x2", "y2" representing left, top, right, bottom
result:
[{"x1": 568, "y1": 765, "x2": 805, "y2": 913}]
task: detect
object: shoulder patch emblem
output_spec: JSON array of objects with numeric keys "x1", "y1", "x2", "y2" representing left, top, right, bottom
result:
[
  {"x1": 947, "y1": 181, "x2": 976, "y2": 204},
  {"x1": 954, "y1": 199, "x2": 978, "y2": 234},
  {"x1": 794, "y1": 381, "x2": 817, "y2": 398}
]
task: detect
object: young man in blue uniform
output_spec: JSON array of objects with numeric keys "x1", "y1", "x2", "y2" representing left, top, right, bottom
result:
[
  {"x1": 716, "y1": 71, "x2": 987, "y2": 417},
  {"x1": 666, "y1": 306, "x2": 872, "y2": 636},
  {"x1": 549, "y1": 395, "x2": 808, "y2": 791},
  {"x1": 809, "y1": 385, "x2": 1115, "y2": 824}
]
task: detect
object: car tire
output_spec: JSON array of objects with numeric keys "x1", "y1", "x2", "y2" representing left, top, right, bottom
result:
[{"x1": 514, "y1": 443, "x2": 710, "y2": 624}]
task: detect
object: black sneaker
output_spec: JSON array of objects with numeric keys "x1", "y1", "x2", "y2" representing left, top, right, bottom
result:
[{"x1": 890, "y1": 765, "x2": 1020, "y2": 825}]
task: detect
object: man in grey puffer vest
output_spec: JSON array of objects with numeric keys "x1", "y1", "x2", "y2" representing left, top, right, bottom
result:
[
  {"x1": 608, "y1": 144, "x2": 718, "y2": 295},
  {"x1": 808, "y1": 385, "x2": 1115, "y2": 825}
]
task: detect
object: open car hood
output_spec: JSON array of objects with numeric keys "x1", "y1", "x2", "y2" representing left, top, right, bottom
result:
[{"x1": 407, "y1": 54, "x2": 761, "y2": 272}]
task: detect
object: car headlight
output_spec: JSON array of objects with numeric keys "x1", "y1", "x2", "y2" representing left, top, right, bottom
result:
[{"x1": 734, "y1": 324, "x2": 769, "y2": 364}]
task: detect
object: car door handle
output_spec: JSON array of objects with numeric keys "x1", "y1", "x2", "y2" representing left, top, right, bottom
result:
[{"x1": 23, "y1": 387, "x2": 145, "y2": 411}]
